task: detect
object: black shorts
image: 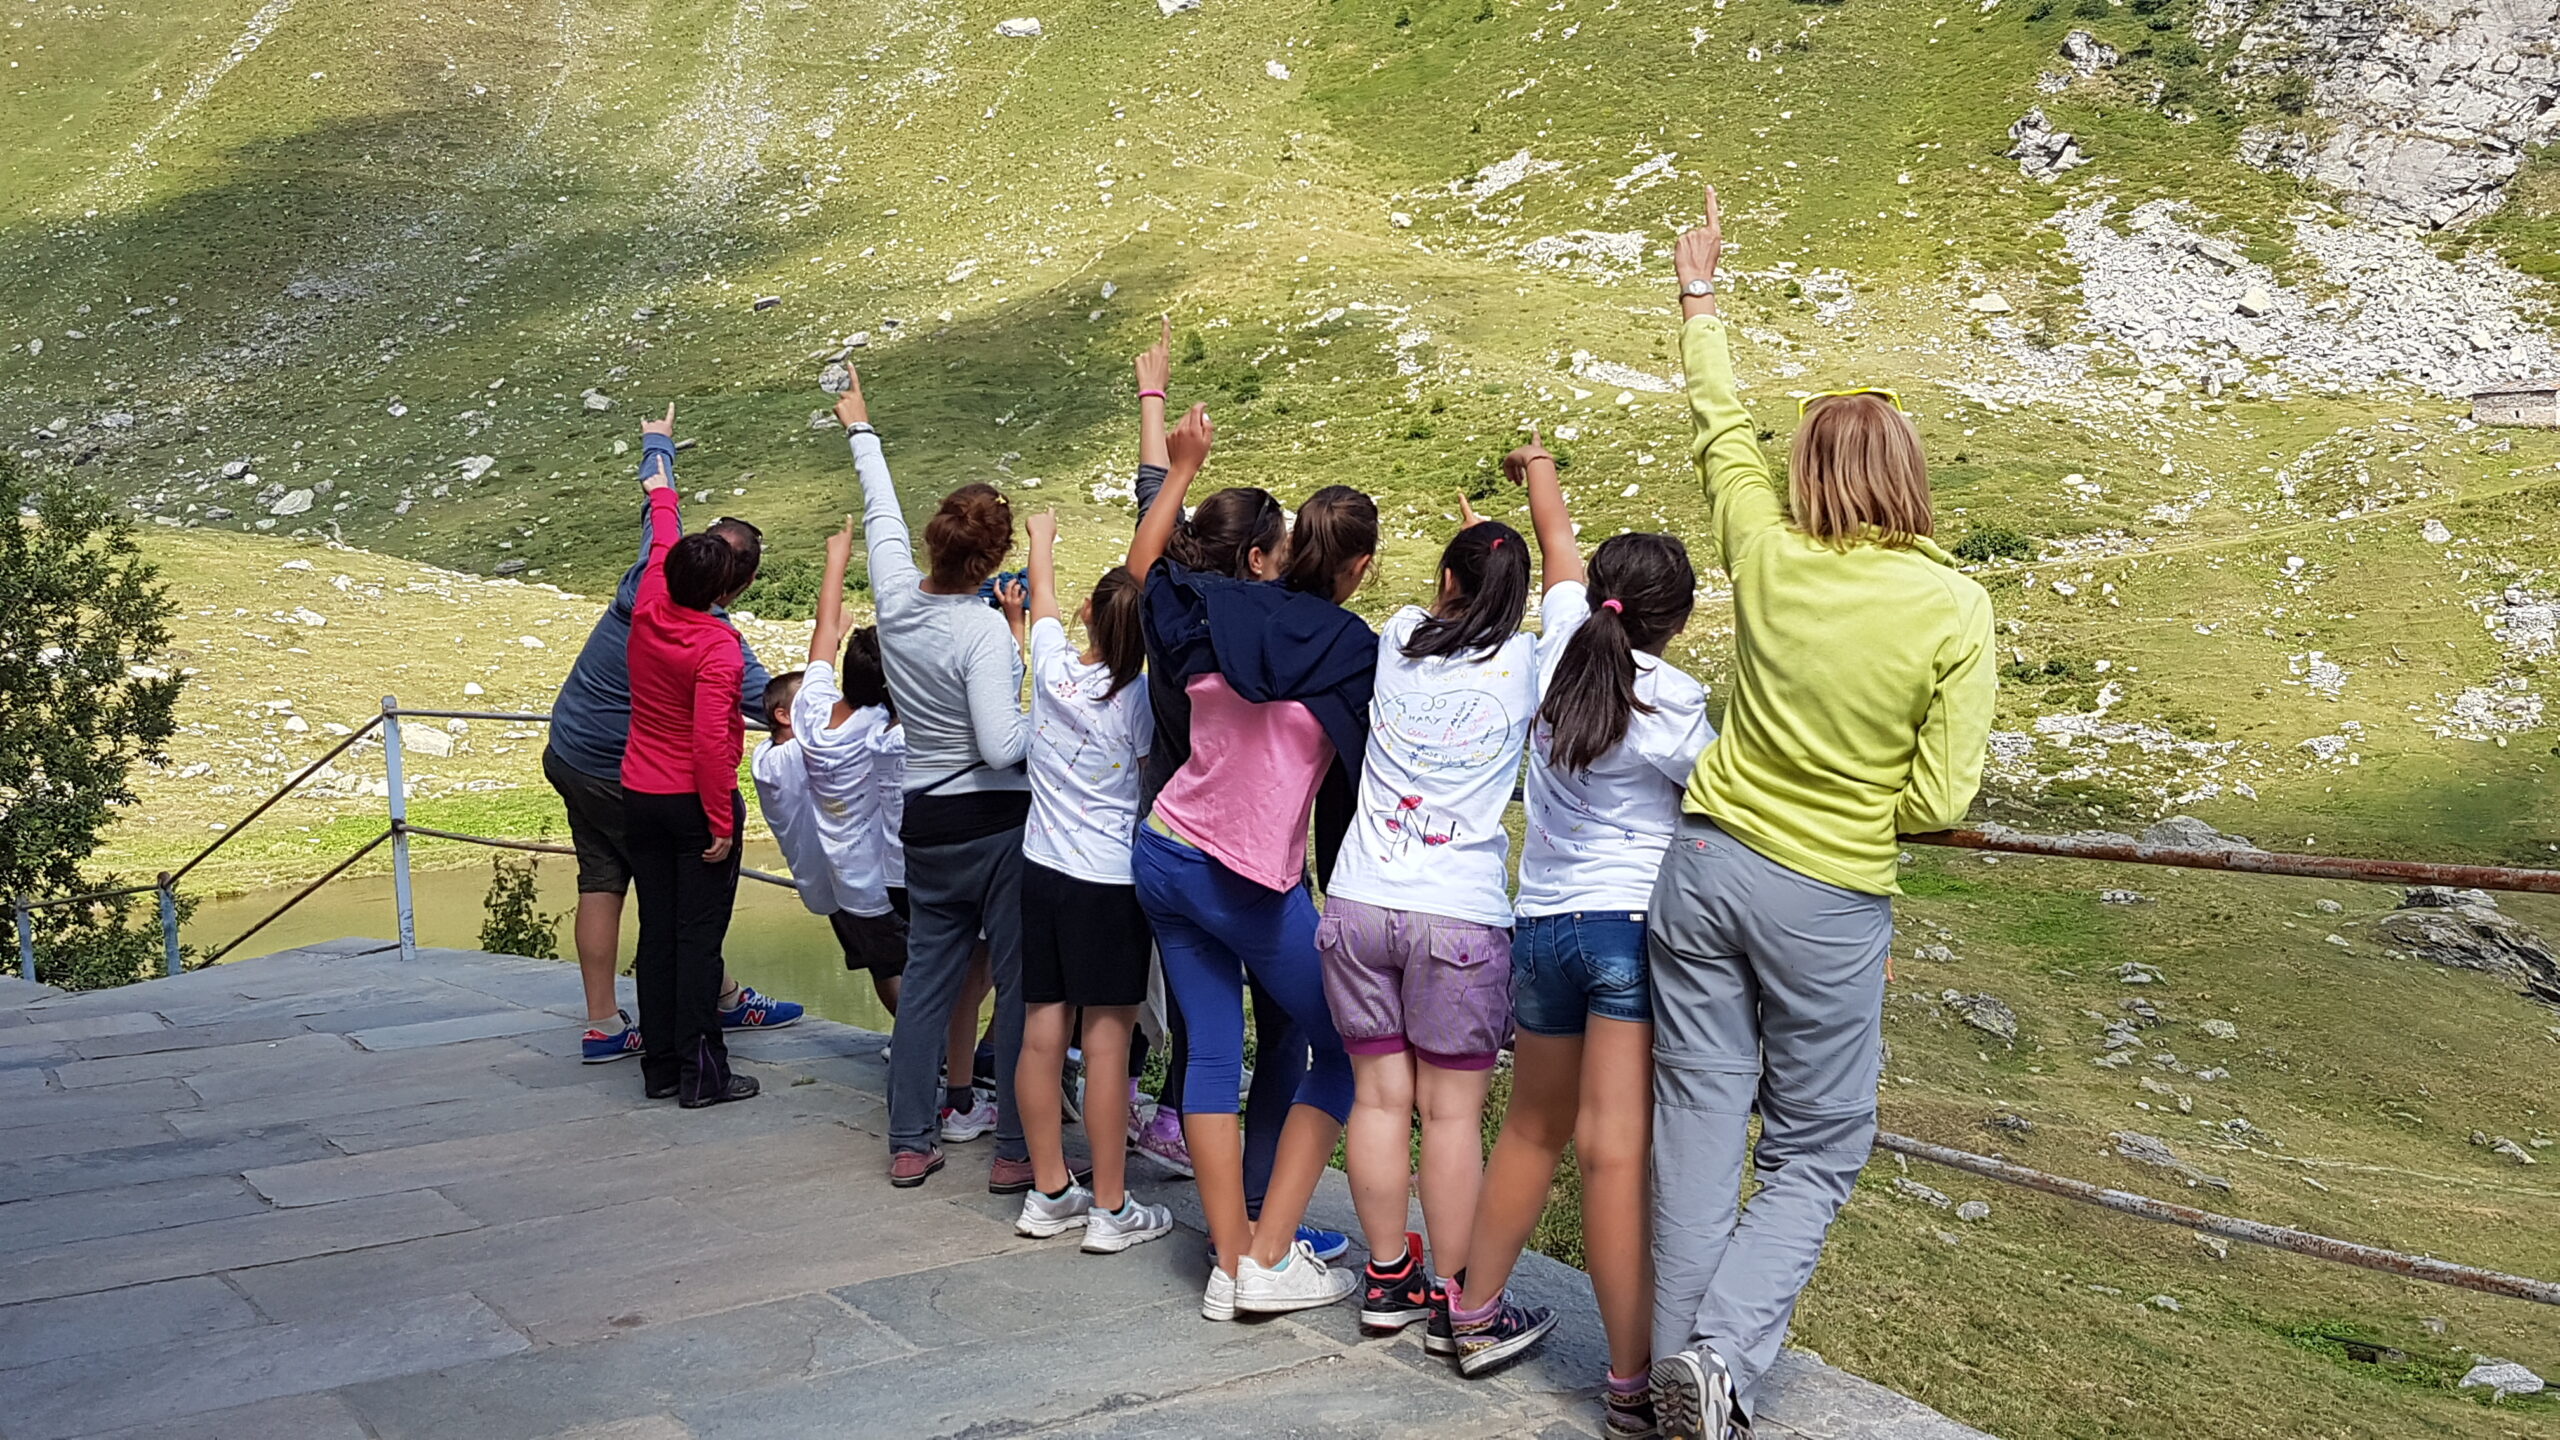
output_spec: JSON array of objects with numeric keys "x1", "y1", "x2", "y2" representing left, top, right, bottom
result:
[
  {"x1": 543, "y1": 746, "x2": 631, "y2": 895},
  {"x1": 1021, "y1": 860, "x2": 1151, "y2": 1008},
  {"x1": 829, "y1": 888, "x2": 910, "y2": 977}
]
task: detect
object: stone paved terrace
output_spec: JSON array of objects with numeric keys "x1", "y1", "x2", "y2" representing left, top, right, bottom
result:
[{"x1": 0, "y1": 942, "x2": 1989, "y2": 1440}]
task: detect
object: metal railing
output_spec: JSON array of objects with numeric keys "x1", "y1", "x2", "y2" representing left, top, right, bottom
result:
[
  {"x1": 9, "y1": 696, "x2": 792, "y2": 981},
  {"x1": 12, "y1": 703, "x2": 2556, "y2": 1308}
]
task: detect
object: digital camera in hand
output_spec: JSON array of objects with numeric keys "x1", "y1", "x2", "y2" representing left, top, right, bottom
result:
[{"x1": 977, "y1": 569, "x2": 1027, "y2": 607}]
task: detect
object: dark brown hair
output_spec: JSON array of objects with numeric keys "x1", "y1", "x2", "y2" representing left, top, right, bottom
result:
[
  {"x1": 1086, "y1": 567, "x2": 1145, "y2": 697},
  {"x1": 762, "y1": 670, "x2": 805, "y2": 730},
  {"x1": 1281, "y1": 485, "x2": 1378, "y2": 598},
  {"x1": 923, "y1": 483, "x2": 1014, "y2": 590},
  {"x1": 1404, "y1": 520, "x2": 1529, "y2": 662},
  {"x1": 1167, "y1": 486, "x2": 1287, "y2": 579},
  {"x1": 665, "y1": 532, "x2": 744, "y2": 609},
  {"x1": 1538, "y1": 533, "x2": 1696, "y2": 774},
  {"x1": 841, "y1": 626, "x2": 893, "y2": 714}
]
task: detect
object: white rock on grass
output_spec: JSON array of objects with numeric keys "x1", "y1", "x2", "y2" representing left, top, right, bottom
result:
[
  {"x1": 1890, "y1": 1177, "x2": 1952, "y2": 1208},
  {"x1": 995, "y1": 17, "x2": 1042, "y2": 37},
  {"x1": 1956, "y1": 1200, "x2": 1992, "y2": 1222},
  {"x1": 1968, "y1": 292, "x2": 2013, "y2": 314},
  {"x1": 1265, "y1": 59, "x2": 1291, "y2": 81},
  {"x1": 457, "y1": 455, "x2": 497, "y2": 482},
  {"x1": 2458, "y1": 1359, "x2": 2545, "y2": 1400},
  {"x1": 403, "y1": 726, "x2": 454, "y2": 758},
  {"x1": 1158, "y1": 0, "x2": 1200, "y2": 15},
  {"x1": 269, "y1": 488, "x2": 315, "y2": 516}
]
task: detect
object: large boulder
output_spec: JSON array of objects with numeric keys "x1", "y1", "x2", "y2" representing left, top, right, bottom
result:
[
  {"x1": 2376, "y1": 888, "x2": 2560, "y2": 1007},
  {"x1": 2008, "y1": 107, "x2": 2087, "y2": 183}
]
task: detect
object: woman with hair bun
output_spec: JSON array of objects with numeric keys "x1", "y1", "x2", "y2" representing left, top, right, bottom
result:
[{"x1": 833, "y1": 368, "x2": 1047, "y2": 1198}]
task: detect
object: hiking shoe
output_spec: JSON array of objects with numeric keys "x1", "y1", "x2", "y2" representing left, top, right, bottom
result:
[
  {"x1": 1606, "y1": 1382, "x2": 1661, "y2": 1438},
  {"x1": 989, "y1": 1154, "x2": 1092, "y2": 1195},
  {"x1": 645, "y1": 1078, "x2": 679, "y2": 1101},
  {"x1": 1424, "y1": 1276, "x2": 1459, "y2": 1357},
  {"x1": 1236, "y1": 1239, "x2": 1358, "y2": 1315},
  {"x1": 1452, "y1": 1293, "x2": 1557, "y2": 1377},
  {"x1": 889, "y1": 1148, "x2": 945, "y2": 1188},
  {"x1": 680, "y1": 1072, "x2": 759, "y2": 1109},
  {"x1": 581, "y1": 1011, "x2": 642, "y2": 1063},
  {"x1": 718, "y1": 986, "x2": 802, "y2": 1030},
  {"x1": 1015, "y1": 1182, "x2": 1094, "y2": 1238},
  {"x1": 1131, "y1": 1106, "x2": 1193, "y2": 1178},
  {"x1": 1082, "y1": 1193, "x2": 1174, "y2": 1254},
  {"x1": 1359, "y1": 1232, "x2": 1432, "y2": 1335},
  {"x1": 1202, "y1": 1263, "x2": 1238, "y2": 1321},
  {"x1": 1651, "y1": 1348, "x2": 1741, "y2": 1440},
  {"x1": 940, "y1": 1090, "x2": 999, "y2": 1143}
]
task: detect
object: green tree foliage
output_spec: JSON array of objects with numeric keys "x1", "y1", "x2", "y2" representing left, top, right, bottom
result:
[
  {"x1": 477, "y1": 853, "x2": 564, "y2": 960},
  {"x1": 0, "y1": 458, "x2": 182, "y2": 988}
]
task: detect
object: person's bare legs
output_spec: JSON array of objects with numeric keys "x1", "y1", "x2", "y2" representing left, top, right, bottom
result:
[
  {"x1": 1416, "y1": 1059, "x2": 1496, "y2": 1281},
  {"x1": 1247, "y1": 1104, "x2": 1342, "y2": 1265},
  {"x1": 1576, "y1": 1016, "x2": 1657, "y2": 1381},
  {"x1": 1346, "y1": 1050, "x2": 1418, "y2": 1256},
  {"x1": 1019, "y1": 1000, "x2": 1076, "y2": 1193},
  {"x1": 1187, "y1": 1112, "x2": 1251, "y2": 1275},
  {"x1": 574, "y1": 892, "x2": 623, "y2": 1023},
  {"x1": 872, "y1": 970, "x2": 902, "y2": 1016},
  {"x1": 1080, "y1": 1007, "x2": 1139, "y2": 1210},
  {"x1": 1461, "y1": 1031, "x2": 1581, "y2": 1303}
]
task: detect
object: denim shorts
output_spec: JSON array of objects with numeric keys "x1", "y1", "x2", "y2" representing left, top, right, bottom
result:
[{"x1": 1510, "y1": 911, "x2": 1652, "y2": 1036}]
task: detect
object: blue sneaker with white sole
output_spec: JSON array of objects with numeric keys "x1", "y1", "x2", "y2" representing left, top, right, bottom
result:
[
  {"x1": 581, "y1": 1010, "x2": 642, "y2": 1064},
  {"x1": 1205, "y1": 1224, "x2": 1351, "y2": 1268},
  {"x1": 719, "y1": 986, "x2": 802, "y2": 1030}
]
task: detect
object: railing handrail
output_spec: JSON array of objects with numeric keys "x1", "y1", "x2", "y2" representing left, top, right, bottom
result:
[{"x1": 1908, "y1": 825, "x2": 2560, "y2": 896}]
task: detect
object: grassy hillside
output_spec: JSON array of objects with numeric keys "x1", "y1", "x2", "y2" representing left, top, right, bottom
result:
[{"x1": 7, "y1": 2, "x2": 2557, "y2": 1435}]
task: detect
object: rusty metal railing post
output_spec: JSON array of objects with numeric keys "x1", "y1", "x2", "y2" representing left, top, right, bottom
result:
[{"x1": 382, "y1": 696, "x2": 418, "y2": 963}]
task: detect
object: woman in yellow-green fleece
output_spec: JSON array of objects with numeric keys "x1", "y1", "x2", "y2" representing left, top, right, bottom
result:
[{"x1": 1646, "y1": 186, "x2": 1996, "y2": 1440}]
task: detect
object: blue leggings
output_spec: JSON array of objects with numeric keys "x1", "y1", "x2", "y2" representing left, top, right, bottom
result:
[{"x1": 1132, "y1": 827, "x2": 1353, "y2": 1124}]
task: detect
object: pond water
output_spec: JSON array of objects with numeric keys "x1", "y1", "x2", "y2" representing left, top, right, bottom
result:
[{"x1": 185, "y1": 841, "x2": 898, "y2": 1033}]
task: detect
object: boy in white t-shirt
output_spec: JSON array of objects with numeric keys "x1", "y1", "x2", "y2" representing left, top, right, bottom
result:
[
  {"x1": 1317, "y1": 495, "x2": 1557, "y2": 1361},
  {"x1": 752, "y1": 671, "x2": 843, "y2": 922}
]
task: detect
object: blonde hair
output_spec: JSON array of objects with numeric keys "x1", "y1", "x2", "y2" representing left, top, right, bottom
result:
[{"x1": 1787, "y1": 393, "x2": 1933, "y2": 547}]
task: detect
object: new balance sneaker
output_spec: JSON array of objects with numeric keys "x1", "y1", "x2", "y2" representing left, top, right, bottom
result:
[
  {"x1": 1235, "y1": 1239, "x2": 1358, "y2": 1315},
  {"x1": 1606, "y1": 1376, "x2": 1661, "y2": 1438},
  {"x1": 1081, "y1": 1194, "x2": 1174, "y2": 1254},
  {"x1": 718, "y1": 986, "x2": 803, "y2": 1030},
  {"x1": 1359, "y1": 1232, "x2": 1433, "y2": 1335},
  {"x1": 581, "y1": 1010, "x2": 642, "y2": 1064},
  {"x1": 940, "y1": 1090, "x2": 999, "y2": 1143},
  {"x1": 1651, "y1": 1348, "x2": 1742, "y2": 1440},
  {"x1": 1451, "y1": 1293, "x2": 1558, "y2": 1378},
  {"x1": 1202, "y1": 1263, "x2": 1238, "y2": 1322},
  {"x1": 1130, "y1": 1106, "x2": 1193, "y2": 1178},
  {"x1": 888, "y1": 1147, "x2": 945, "y2": 1188},
  {"x1": 1425, "y1": 1276, "x2": 1459, "y2": 1357},
  {"x1": 1015, "y1": 1182, "x2": 1094, "y2": 1238}
]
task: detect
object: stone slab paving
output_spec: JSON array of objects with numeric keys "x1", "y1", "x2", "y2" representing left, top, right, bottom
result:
[{"x1": 0, "y1": 944, "x2": 1992, "y2": 1440}]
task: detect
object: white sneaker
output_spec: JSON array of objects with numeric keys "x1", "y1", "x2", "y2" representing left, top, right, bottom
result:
[
  {"x1": 1081, "y1": 1194, "x2": 1173, "y2": 1254},
  {"x1": 1235, "y1": 1239, "x2": 1358, "y2": 1315},
  {"x1": 940, "y1": 1090, "x2": 999, "y2": 1143},
  {"x1": 1015, "y1": 1182, "x2": 1094, "y2": 1238},
  {"x1": 1202, "y1": 1262, "x2": 1238, "y2": 1321}
]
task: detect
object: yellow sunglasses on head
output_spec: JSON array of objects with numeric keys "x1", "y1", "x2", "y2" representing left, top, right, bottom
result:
[{"x1": 1797, "y1": 387, "x2": 1903, "y2": 416}]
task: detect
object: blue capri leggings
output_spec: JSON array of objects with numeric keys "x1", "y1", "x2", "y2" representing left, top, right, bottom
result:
[{"x1": 1132, "y1": 826, "x2": 1354, "y2": 1124}]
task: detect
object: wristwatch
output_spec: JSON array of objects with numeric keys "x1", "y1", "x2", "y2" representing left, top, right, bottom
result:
[
  {"x1": 1682, "y1": 278, "x2": 1715, "y2": 298},
  {"x1": 845, "y1": 421, "x2": 876, "y2": 436}
]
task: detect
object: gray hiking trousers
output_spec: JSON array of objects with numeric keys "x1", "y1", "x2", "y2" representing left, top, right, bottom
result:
[{"x1": 1648, "y1": 816, "x2": 1890, "y2": 1410}]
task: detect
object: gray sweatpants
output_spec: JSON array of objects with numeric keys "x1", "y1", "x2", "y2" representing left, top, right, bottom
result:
[
  {"x1": 1648, "y1": 816, "x2": 1889, "y2": 1411},
  {"x1": 887, "y1": 825, "x2": 1027, "y2": 1163}
]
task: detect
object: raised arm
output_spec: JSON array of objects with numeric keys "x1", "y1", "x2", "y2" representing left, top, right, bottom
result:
[
  {"x1": 1136, "y1": 315, "x2": 1172, "y2": 472},
  {"x1": 615, "y1": 406, "x2": 680, "y2": 616},
  {"x1": 1025, "y1": 509, "x2": 1061, "y2": 629},
  {"x1": 1675, "y1": 185, "x2": 1785, "y2": 567},
  {"x1": 809, "y1": 515, "x2": 855, "y2": 666},
  {"x1": 1127, "y1": 403, "x2": 1214, "y2": 578},
  {"x1": 1506, "y1": 426, "x2": 1581, "y2": 593},
  {"x1": 834, "y1": 369, "x2": 920, "y2": 598}
]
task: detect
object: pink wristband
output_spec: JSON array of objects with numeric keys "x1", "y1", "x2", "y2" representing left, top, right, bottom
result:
[{"x1": 1138, "y1": 389, "x2": 1167, "y2": 401}]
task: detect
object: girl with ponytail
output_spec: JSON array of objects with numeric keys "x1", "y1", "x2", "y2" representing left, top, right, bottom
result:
[
  {"x1": 1317, "y1": 451, "x2": 1554, "y2": 1372},
  {"x1": 1451, "y1": 440, "x2": 1715, "y2": 1421}
]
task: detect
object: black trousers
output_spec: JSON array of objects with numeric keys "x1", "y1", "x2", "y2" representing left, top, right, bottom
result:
[{"x1": 628, "y1": 789, "x2": 744, "y2": 1098}]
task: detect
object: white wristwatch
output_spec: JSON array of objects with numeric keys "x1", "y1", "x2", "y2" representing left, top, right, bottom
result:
[{"x1": 1682, "y1": 278, "x2": 1715, "y2": 298}]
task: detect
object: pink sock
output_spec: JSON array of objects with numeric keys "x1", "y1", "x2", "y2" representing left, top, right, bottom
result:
[
  {"x1": 1452, "y1": 1287, "x2": 1501, "y2": 1325},
  {"x1": 1607, "y1": 1371, "x2": 1648, "y2": 1396}
]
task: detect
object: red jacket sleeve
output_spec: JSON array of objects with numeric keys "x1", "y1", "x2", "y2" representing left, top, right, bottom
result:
[
  {"x1": 636, "y1": 487, "x2": 681, "y2": 614},
  {"x1": 694, "y1": 646, "x2": 744, "y2": 838}
]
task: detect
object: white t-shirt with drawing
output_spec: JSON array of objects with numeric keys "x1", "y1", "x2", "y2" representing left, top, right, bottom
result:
[
  {"x1": 1327, "y1": 605, "x2": 1540, "y2": 928},
  {"x1": 1516, "y1": 581, "x2": 1715, "y2": 917},
  {"x1": 1023, "y1": 617, "x2": 1153, "y2": 886},
  {"x1": 751, "y1": 735, "x2": 837, "y2": 917},
  {"x1": 789, "y1": 661, "x2": 894, "y2": 918}
]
